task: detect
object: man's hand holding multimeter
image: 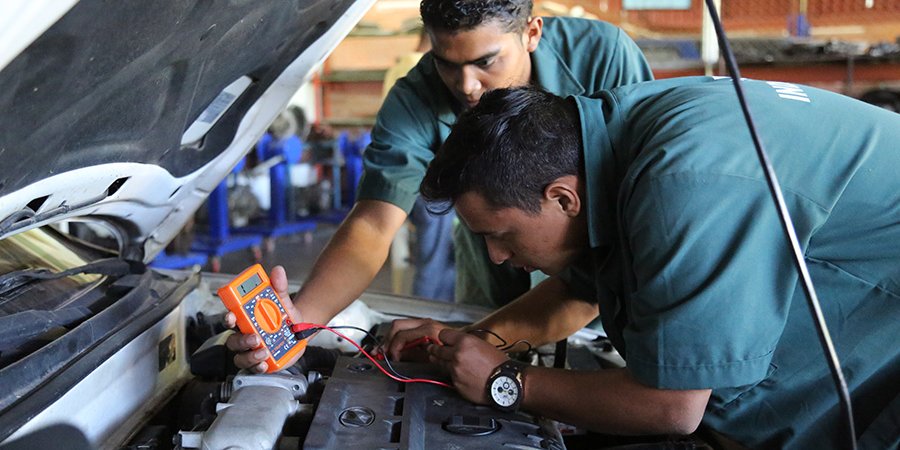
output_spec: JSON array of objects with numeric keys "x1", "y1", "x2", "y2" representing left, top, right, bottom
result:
[{"x1": 223, "y1": 265, "x2": 306, "y2": 373}]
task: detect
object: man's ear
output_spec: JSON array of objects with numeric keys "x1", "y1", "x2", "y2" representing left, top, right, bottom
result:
[
  {"x1": 544, "y1": 175, "x2": 581, "y2": 217},
  {"x1": 523, "y1": 16, "x2": 543, "y2": 52}
]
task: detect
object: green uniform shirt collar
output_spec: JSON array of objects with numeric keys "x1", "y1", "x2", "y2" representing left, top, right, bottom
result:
[
  {"x1": 572, "y1": 95, "x2": 620, "y2": 248},
  {"x1": 531, "y1": 37, "x2": 586, "y2": 97},
  {"x1": 435, "y1": 38, "x2": 586, "y2": 127}
]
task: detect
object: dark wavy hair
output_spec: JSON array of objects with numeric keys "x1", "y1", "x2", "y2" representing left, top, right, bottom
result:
[
  {"x1": 420, "y1": 0, "x2": 533, "y2": 34},
  {"x1": 421, "y1": 86, "x2": 582, "y2": 215}
]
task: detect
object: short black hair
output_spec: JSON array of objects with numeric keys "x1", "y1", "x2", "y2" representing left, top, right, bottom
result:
[
  {"x1": 421, "y1": 86, "x2": 582, "y2": 214},
  {"x1": 420, "y1": 0, "x2": 533, "y2": 34}
]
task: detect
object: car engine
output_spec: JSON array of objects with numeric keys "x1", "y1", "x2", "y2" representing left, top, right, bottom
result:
[{"x1": 0, "y1": 269, "x2": 621, "y2": 450}]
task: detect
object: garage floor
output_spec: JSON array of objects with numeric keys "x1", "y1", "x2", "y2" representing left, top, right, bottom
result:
[{"x1": 214, "y1": 222, "x2": 402, "y2": 296}]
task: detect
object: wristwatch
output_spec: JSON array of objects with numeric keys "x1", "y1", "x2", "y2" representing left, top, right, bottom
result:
[{"x1": 486, "y1": 360, "x2": 527, "y2": 412}]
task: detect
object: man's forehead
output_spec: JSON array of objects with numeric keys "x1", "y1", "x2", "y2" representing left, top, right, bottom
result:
[
  {"x1": 429, "y1": 23, "x2": 514, "y2": 56},
  {"x1": 455, "y1": 192, "x2": 508, "y2": 233}
]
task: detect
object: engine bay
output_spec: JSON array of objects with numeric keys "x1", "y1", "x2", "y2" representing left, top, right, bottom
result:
[{"x1": 0, "y1": 268, "x2": 624, "y2": 450}]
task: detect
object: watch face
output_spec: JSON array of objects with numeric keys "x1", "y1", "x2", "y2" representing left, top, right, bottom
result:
[{"x1": 490, "y1": 375, "x2": 519, "y2": 408}]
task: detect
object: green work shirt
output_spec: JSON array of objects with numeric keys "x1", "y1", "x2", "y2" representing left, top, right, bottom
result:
[
  {"x1": 563, "y1": 76, "x2": 900, "y2": 449},
  {"x1": 358, "y1": 17, "x2": 653, "y2": 306}
]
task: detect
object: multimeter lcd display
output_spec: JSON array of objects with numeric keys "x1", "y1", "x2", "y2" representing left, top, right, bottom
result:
[{"x1": 238, "y1": 273, "x2": 262, "y2": 297}]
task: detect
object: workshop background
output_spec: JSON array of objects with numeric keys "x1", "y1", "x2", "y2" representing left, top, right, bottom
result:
[{"x1": 152, "y1": 0, "x2": 900, "y2": 299}]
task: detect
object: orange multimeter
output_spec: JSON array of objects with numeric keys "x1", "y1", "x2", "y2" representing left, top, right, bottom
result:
[{"x1": 217, "y1": 264, "x2": 307, "y2": 373}]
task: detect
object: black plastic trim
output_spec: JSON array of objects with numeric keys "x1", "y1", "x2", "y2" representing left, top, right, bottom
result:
[{"x1": 0, "y1": 270, "x2": 200, "y2": 441}]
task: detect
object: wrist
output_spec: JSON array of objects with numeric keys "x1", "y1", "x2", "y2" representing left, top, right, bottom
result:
[
  {"x1": 463, "y1": 326, "x2": 507, "y2": 347},
  {"x1": 486, "y1": 360, "x2": 528, "y2": 412},
  {"x1": 292, "y1": 297, "x2": 329, "y2": 326}
]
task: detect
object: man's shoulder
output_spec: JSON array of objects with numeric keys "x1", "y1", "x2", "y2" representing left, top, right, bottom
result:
[
  {"x1": 381, "y1": 54, "x2": 444, "y2": 115},
  {"x1": 375, "y1": 53, "x2": 456, "y2": 149},
  {"x1": 541, "y1": 16, "x2": 623, "y2": 46},
  {"x1": 390, "y1": 53, "x2": 437, "y2": 93},
  {"x1": 537, "y1": 16, "x2": 639, "y2": 75}
]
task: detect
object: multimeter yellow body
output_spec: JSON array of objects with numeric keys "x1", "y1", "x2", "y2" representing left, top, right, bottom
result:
[{"x1": 217, "y1": 264, "x2": 307, "y2": 372}]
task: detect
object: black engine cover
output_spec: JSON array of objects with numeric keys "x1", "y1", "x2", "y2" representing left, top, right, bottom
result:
[{"x1": 304, "y1": 356, "x2": 565, "y2": 449}]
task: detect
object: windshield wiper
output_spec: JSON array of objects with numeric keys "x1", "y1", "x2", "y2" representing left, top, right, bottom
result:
[
  {"x1": 0, "y1": 193, "x2": 108, "y2": 236},
  {"x1": 0, "y1": 258, "x2": 136, "y2": 296}
]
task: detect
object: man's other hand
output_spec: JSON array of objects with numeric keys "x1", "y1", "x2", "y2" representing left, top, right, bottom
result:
[
  {"x1": 224, "y1": 265, "x2": 305, "y2": 373},
  {"x1": 383, "y1": 318, "x2": 452, "y2": 361},
  {"x1": 428, "y1": 329, "x2": 508, "y2": 404}
]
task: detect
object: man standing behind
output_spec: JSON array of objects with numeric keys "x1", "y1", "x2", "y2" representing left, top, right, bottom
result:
[
  {"x1": 387, "y1": 81, "x2": 900, "y2": 449},
  {"x1": 382, "y1": 27, "x2": 456, "y2": 301},
  {"x1": 227, "y1": 0, "x2": 653, "y2": 372}
]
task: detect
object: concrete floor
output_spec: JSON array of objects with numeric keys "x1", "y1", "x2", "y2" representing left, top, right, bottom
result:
[{"x1": 213, "y1": 222, "x2": 402, "y2": 296}]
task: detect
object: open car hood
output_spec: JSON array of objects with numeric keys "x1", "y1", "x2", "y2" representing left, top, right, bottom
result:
[{"x1": 0, "y1": 0, "x2": 373, "y2": 262}]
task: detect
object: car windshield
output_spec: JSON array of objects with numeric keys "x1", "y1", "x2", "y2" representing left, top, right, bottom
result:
[
  {"x1": 0, "y1": 225, "x2": 121, "y2": 368},
  {"x1": 0, "y1": 226, "x2": 110, "y2": 315}
]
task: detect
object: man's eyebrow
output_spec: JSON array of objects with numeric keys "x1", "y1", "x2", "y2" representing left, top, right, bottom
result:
[{"x1": 432, "y1": 49, "x2": 501, "y2": 67}]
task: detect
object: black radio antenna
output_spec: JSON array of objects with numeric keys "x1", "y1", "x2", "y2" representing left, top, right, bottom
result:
[{"x1": 701, "y1": 1, "x2": 857, "y2": 448}]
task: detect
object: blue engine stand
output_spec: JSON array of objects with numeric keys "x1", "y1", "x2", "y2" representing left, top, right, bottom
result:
[
  {"x1": 191, "y1": 179, "x2": 264, "y2": 272},
  {"x1": 149, "y1": 250, "x2": 208, "y2": 270},
  {"x1": 237, "y1": 134, "x2": 316, "y2": 250}
]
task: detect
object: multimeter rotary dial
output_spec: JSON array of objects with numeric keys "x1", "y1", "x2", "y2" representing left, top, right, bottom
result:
[{"x1": 253, "y1": 298, "x2": 282, "y2": 334}]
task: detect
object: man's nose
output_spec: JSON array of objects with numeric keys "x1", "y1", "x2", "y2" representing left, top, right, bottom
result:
[
  {"x1": 486, "y1": 241, "x2": 511, "y2": 265},
  {"x1": 459, "y1": 66, "x2": 481, "y2": 97}
]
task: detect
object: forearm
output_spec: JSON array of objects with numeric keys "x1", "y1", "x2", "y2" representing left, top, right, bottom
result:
[
  {"x1": 523, "y1": 367, "x2": 710, "y2": 435},
  {"x1": 293, "y1": 200, "x2": 405, "y2": 324},
  {"x1": 467, "y1": 276, "x2": 598, "y2": 347}
]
